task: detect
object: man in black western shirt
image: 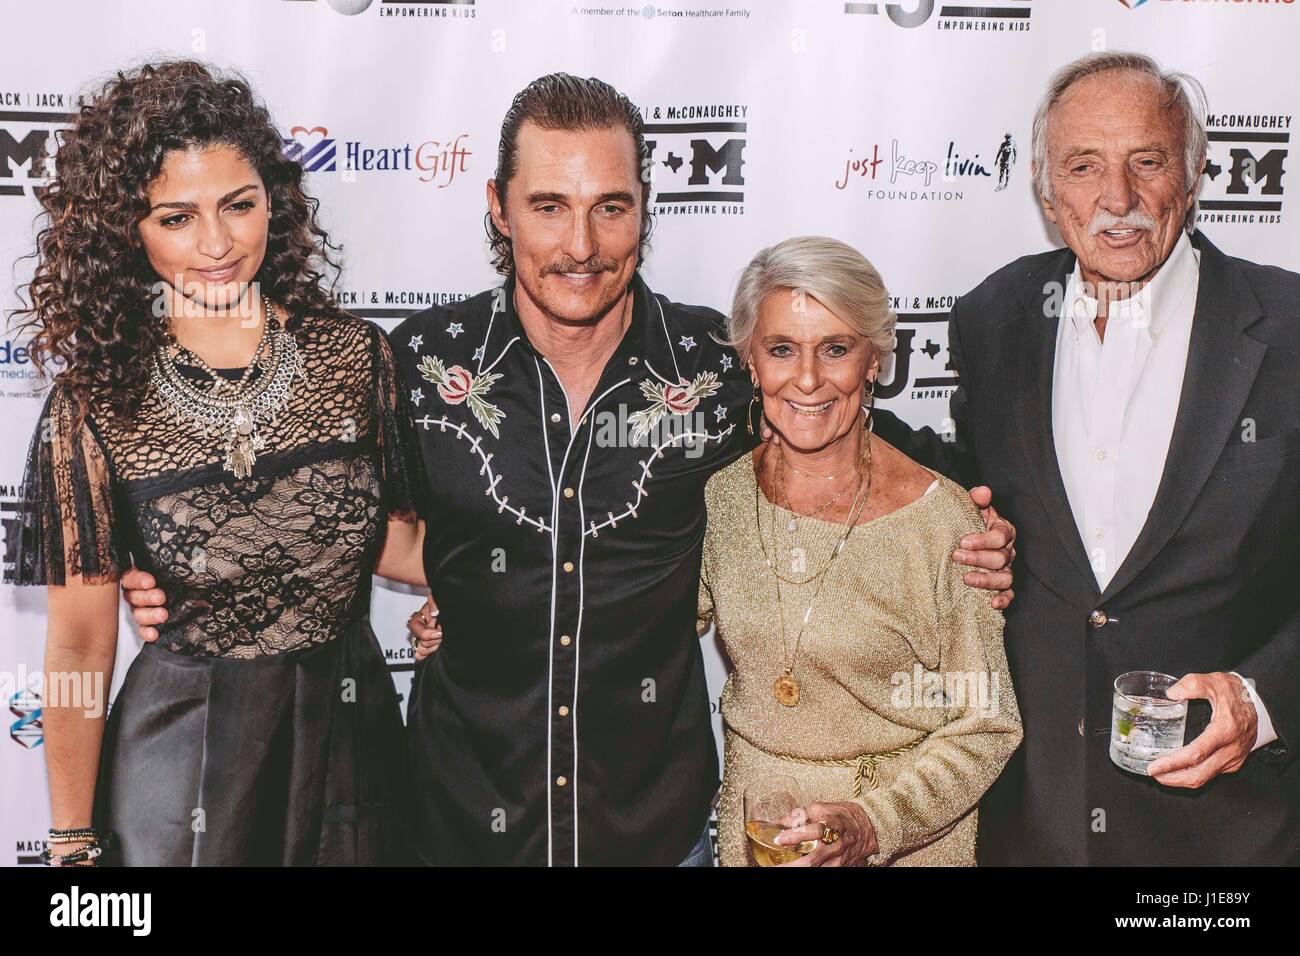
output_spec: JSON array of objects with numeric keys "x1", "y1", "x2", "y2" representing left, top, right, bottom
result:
[
  {"x1": 122, "y1": 73, "x2": 1016, "y2": 866},
  {"x1": 391, "y1": 74, "x2": 1015, "y2": 866}
]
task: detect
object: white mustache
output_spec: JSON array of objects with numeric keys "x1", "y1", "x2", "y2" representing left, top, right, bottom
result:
[{"x1": 1089, "y1": 209, "x2": 1158, "y2": 235}]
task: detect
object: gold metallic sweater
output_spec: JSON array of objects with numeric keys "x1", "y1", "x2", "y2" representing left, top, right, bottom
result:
[{"x1": 699, "y1": 455, "x2": 1023, "y2": 866}]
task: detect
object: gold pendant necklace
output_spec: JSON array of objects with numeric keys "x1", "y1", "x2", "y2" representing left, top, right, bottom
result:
[
  {"x1": 773, "y1": 671, "x2": 801, "y2": 707},
  {"x1": 756, "y1": 422, "x2": 873, "y2": 706}
]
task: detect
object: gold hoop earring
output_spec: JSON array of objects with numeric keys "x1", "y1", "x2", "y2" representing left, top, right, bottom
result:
[{"x1": 746, "y1": 379, "x2": 762, "y2": 438}]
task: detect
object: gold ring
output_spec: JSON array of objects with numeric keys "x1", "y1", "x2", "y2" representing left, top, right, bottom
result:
[{"x1": 820, "y1": 822, "x2": 841, "y2": 845}]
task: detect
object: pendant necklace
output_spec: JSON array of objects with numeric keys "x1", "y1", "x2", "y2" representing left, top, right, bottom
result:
[
  {"x1": 776, "y1": 448, "x2": 853, "y2": 533},
  {"x1": 151, "y1": 296, "x2": 306, "y2": 478},
  {"x1": 756, "y1": 425, "x2": 873, "y2": 706}
]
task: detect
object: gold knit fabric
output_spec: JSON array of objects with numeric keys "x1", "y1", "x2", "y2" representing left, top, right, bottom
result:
[{"x1": 699, "y1": 454, "x2": 1023, "y2": 866}]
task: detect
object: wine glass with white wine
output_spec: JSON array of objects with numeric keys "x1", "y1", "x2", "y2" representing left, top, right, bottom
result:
[{"x1": 745, "y1": 774, "x2": 817, "y2": 866}]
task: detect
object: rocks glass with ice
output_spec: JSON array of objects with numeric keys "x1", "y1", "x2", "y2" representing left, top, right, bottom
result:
[{"x1": 1110, "y1": 670, "x2": 1187, "y2": 774}]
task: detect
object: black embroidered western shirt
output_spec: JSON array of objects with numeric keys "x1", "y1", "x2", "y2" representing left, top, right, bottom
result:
[{"x1": 391, "y1": 273, "x2": 754, "y2": 865}]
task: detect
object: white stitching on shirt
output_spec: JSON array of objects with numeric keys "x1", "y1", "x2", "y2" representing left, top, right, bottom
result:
[
  {"x1": 481, "y1": 337, "x2": 521, "y2": 376},
  {"x1": 536, "y1": 358, "x2": 560, "y2": 500},
  {"x1": 571, "y1": 422, "x2": 597, "y2": 867},
  {"x1": 654, "y1": 294, "x2": 684, "y2": 383},
  {"x1": 643, "y1": 359, "x2": 682, "y2": 387},
  {"x1": 536, "y1": 359, "x2": 562, "y2": 868},
  {"x1": 413, "y1": 415, "x2": 551, "y2": 533},
  {"x1": 583, "y1": 424, "x2": 735, "y2": 537},
  {"x1": 541, "y1": 366, "x2": 627, "y2": 866}
]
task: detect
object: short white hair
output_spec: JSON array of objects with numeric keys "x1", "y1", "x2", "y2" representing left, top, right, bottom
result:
[
  {"x1": 1031, "y1": 51, "x2": 1208, "y2": 231},
  {"x1": 725, "y1": 235, "x2": 896, "y2": 370}
]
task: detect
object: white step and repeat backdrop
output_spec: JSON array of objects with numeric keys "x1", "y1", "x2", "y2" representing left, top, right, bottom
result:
[{"x1": 2, "y1": 0, "x2": 1297, "y2": 864}]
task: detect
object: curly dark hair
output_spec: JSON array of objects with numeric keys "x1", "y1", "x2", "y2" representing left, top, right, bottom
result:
[
  {"x1": 487, "y1": 73, "x2": 655, "y2": 276},
  {"x1": 10, "y1": 59, "x2": 351, "y2": 421}
]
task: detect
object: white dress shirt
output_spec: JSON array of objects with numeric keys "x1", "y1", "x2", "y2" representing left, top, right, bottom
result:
[{"x1": 1052, "y1": 231, "x2": 1276, "y2": 750}]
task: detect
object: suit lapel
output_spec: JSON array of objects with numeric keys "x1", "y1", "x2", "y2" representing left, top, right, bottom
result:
[
  {"x1": 1100, "y1": 233, "x2": 1268, "y2": 603},
  {"x1": 1001, "y1": 249, "x2": 1102, "y2": 603}
]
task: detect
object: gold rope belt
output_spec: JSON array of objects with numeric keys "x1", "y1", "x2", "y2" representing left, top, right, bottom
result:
[{"x1": 777, "y1": 738, "x2": 924, "y2": 799}]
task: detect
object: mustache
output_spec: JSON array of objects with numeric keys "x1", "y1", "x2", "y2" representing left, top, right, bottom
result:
[
  {"x1": 1089, "y1": 209, "x2": 1159, "y2": 235},
  {"x1": 541, "y1": 258, "x2": 618, "y2": 277}
]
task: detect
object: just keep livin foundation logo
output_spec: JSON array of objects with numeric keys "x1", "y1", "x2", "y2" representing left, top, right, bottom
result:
[
  {"x1": 292, "y1": 0, "x2": 478, "y2": 19},
  {"x1": 835, "y1": 132, "x2": 1018, "y2": 202},
  {"x1": 843, "y1": 0, "x2": 1033, "y2": 32}
]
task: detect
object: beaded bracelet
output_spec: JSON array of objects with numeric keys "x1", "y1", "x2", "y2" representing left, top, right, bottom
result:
[
  {"x1": 49, "y1": 826, "x2": 96, "y2": 839},
  {"x1": 40, "y1": 831, "x2": 116, "y2": 866}
]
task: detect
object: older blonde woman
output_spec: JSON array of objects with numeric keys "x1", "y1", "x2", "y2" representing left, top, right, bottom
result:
[{"x1": 701, "y1": 236, "x2": 1022, "y2": 866}]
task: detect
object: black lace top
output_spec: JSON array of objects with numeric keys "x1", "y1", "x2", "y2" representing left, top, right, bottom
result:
[{"x1": 5, "y1": 314, "x2": 422, "y2": 659}]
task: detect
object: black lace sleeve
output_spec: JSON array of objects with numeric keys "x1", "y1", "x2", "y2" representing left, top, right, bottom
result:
[
  {"x1": 4, "y1": 384, "x2": 128, "y2": 586},
  {"x1": 369, "y1": 321, "x2": 425, "y2": 523}
]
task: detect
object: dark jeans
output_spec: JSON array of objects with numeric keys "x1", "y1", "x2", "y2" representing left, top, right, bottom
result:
[{"x1": 676, "y1": 819, "x2": 715, "y2": 867}]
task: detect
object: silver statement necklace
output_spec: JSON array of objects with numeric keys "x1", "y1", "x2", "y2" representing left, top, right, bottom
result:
[{"x1": 151, "y1": 296, "x2": 306, "y2": 478}]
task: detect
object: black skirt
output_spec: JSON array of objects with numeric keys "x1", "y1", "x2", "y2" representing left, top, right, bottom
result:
[{"x1": 92, "y1": 618, "x2": 412, "y2": 866}]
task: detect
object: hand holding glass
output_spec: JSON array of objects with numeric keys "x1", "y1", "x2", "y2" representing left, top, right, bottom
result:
[
  {"x1": 1110, "y1": 670, "x2": 1188, "y2": 775},
  {"x1": 744, "y1": 774, "x2": 817, "y2": 866}
]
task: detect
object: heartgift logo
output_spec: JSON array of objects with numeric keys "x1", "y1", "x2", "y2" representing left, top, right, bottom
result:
[
  {"x1": 1115, "y1": 0, "x2": 1151, "y2": 9},
  {"x1": 283, "y1": 126, "x2": 336, "y2": 171}
]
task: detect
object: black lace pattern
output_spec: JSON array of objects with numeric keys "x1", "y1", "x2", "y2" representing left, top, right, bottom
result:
[{"x1": 5, "y1": 315, "x2": 422, "y2": 659}]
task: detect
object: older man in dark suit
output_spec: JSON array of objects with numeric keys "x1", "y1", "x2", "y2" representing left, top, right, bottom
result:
[{"x1": 873, "y1": 51, "x2": 1298, "y2": 865}]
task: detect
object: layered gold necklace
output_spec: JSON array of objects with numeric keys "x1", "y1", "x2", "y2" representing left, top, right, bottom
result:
[{"x1": 754, "y1": 423, "x2": 873, "y2": 706}]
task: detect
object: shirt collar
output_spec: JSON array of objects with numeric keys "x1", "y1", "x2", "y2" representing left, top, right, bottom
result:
[
  {"x1": 480, "y1": 271, "x2": 682, "y2": 384},
  {"x1": 1065, "y1": 230, "x2": 1199, "y2": 343}
]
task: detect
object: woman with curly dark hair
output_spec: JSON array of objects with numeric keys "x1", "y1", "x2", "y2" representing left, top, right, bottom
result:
[{"x1": 5, "y1": 60, "x2": 432, "y2": 866}]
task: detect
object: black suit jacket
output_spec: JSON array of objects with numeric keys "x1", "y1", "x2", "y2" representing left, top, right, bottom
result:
[{"x1": 873, "y1": 231, "x2": 1300, "y2": 865}]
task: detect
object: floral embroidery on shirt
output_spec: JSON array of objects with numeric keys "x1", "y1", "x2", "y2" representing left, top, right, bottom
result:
[
  {"x1": 417, "y1": 354, "x2": 505, "y2": 438},
  {"x1": 628, "y1": 371, "x2": 721, "y2": 442}
]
